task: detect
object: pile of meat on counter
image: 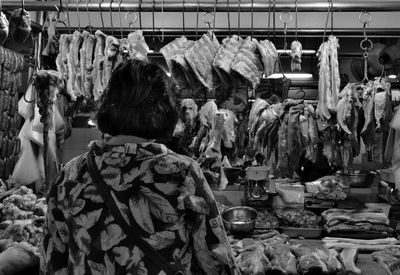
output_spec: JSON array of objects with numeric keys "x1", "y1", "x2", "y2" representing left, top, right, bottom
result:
[
  {"x1": 230, "y1": 229, "x2": 355, "y2": 275},
  {"x1": 322, "y1": 208, "x2": 393, "y2": 238},
  {"x1": 0, "y1": 181, "x2": 46, "y2": 258},
  {"x1": 56, "y1": 29, "x2": 150, "y2": 102}
]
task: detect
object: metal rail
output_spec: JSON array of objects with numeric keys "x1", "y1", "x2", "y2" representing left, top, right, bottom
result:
[
  {"x1": 2, "y1": 1, "x2": 400, "y2": 12},
  {"x1": 55, "y1": 27, "x2": 400, "y2": 38}
]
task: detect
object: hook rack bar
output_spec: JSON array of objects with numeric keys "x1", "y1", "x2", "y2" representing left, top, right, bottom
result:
[
  {"x1": 3, "y1": 1, "x2": 400, "y2": 12},
  {"x1": 52, "y1": 26, "x2": 400, "y2": 38}
]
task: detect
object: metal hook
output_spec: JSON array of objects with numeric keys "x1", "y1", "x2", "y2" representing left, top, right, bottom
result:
[
  {"x1": 359, "y1": 11, "x2": 372, "y2": 25},
  {"x1": 76, "y1": 0, "x2": 80, "y2": 32},
  {"x1": 159, "y1": 0, "x2": 165, "y2": 42},
  {"x1": 65, "y1": 0, "x2": 71, "y2": 34},
  {"x1": 226, "y1": 0, "x2": 230, "y2": 36},
  {"x1": 295, "y1": 0, "x2": 298, "y2": 40},
  {"x1": 273, "y1": 0, "x2": 276, "y2": 42},
  {"x1": 279, "y1": 12, "x2": 293, "y2": 24},
  {"x1": 86, "y1": 0, "x2": 92, "y2": 34},
  {"x1": 212, "y1": 0, "x2": 217, "y2": 33},
  {"x1": 118, "y1": 0, "x2": 123, "y2": 38},
  {"x1": 250, "y1": 0, "x2": 254, "y2": 39},
  {"x1": 196, "y1": 0, "x2": 199, "y2": 39},
  {"x1": 237, "y1": 0, "x2": 241, "y2": 36},
  {"x1": 322, "y1": 0, "x2": 331, "y2": 43},
  {"x1": 330, "y1": 0, "x2": 334, "y2": 34},
  {"x1": 109, "y1": 0, "x2": 114, "y2": 36},
  {"x1": 267, "y1": 0, "x2": 271, "y2": 40},
  {"x1": 98, "y1": 0, "x2": 105, "y2": 30},
  {"x1": 182, "y1": 0, "x2": 185, "y2": 35},
  {"x1": 151, "y1": 0, "x2": 155, "y2": 42},
  {"x1": 360, "y1": 38, "x2": 373, "y2": 52},
  {"x1": 138, "y1": 0, "x2": 142, "y2": 29},
  {"x1": 202, "y1": 12, "x2": 215, "y2": 31},
  {"x1": 125, "y1": 11, "x2": 137, "y2": 30}
]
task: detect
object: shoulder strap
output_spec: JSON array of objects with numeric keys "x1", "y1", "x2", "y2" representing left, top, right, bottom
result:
[{"x1": 86, "y1": 149, "x2": 182, "y2": 275}]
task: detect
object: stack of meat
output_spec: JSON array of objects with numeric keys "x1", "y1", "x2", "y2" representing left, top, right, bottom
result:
[
  {"x1": 161, "y1": 33, "x2": 279, "y2": 97},
  {"x1": 56, "y1": 30, "x2": 149, "y2": 101},
  {"x1": 372, "y1": 247, "x2": 400, "y2": 275},
  {"x1": 0, "y1": 182, "x2": 45, "y2": 273},
  {"x1": 229, "y1": 229, "x2": 346, "y2": 275},
  {"x1": 322, "y1": 208, "x2": 393, "y2": 238},
  {"x1": 0, "y1": 47, "x2": 24, "y2": 180}
]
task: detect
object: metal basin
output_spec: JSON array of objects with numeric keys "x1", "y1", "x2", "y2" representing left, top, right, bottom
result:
[
  {"x1": 222, "y1": 206, "x2": 257, "y2": 234},
  {"x1": 336, "y1": 170, "x2": 378, "y2": 188}
]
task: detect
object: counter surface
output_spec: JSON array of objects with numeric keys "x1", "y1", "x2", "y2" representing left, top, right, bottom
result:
[{"x1": 291, "y1": 239, "x2": 387, "y2": 275}]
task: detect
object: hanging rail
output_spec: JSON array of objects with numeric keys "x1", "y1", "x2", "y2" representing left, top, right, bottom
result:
[
  {"x1": 2, "y1": 1, "x2": 400, "y2": 12},
  {"x1": 52, "y1": 27, "x2": 400, "y2": 39}
]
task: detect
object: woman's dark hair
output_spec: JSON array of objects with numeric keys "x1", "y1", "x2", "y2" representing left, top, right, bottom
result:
[{"x1": 95, "y1": 59, "x2": 179, "y2": 139}]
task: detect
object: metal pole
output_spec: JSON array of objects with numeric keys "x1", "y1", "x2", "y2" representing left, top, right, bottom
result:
[
  {"x1": 2, "y1": 1, "x2": 400, "y2": 12},
  {"x1": 52, "y1": 27, "x2": 400, "y2": 38}
]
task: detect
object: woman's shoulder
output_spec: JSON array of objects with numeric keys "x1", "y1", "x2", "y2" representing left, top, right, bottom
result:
[
  {"x1": 59, "y1": 152, "x2": 89, "y2": 181},
  {"x1": 153, "y1": 147, "x2": 200, "y2": 174}
]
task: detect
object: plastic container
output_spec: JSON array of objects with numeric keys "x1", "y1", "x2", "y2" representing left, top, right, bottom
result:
[{"x1": 365, "y1": 203, "x2": 391, "y2": 217}]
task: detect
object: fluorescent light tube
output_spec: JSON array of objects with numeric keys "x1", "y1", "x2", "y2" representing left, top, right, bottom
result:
[{"x1": 267, "y1": 73, "x2": 313, "y2": 80}]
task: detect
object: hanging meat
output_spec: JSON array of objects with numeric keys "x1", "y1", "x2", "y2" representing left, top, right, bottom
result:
[
  {"x1": 55, "y1": 34, "x2": 71, "y2": 81},
  {"x1": 66, "y1": 31, "x2": 83, "y2": 101},
  {"x1": 9, "y1": 8, "x2": 31, "y2": 44},
  {"x1": 336, "y1": 84, "x2": 355, "y2": 135},
  {"x1": 213, "y1": 35, "x2": 243, "y2": 85},
  {"x1": 317, "y1": 35, "x2": 340, "y2": 120},
  {"x1": 0, "y1": 12, "x2": 9, "y2": 46},
  {"x1": 93, "y1": 30, "x2": 107, "y2": 101},
  {"x1": 287, "y1": 103, "x2": 304, "y2": 176},
  {"x1": 185, "y1": 31, "x2": 220, "y2": 90},
  {"x1": 127, "y1": 30, "x2": 149, "y2": 61},
  {"x1": 257, "y1": 39, "x2": 279, "y2": 78},
  {"x1": 103, "y1": 35, "x2": 120, "y2": 89},
  {"x1": 361, "y1": 81, "x2": 376, "y2": 160},
  {"x1": 373, "y1": 78, "x2": 392, "y2": 132},
  {"x1": 80, "y1": 31, "x2": 96, "y2": 98},
  {"x1": 231, "y1": 37, "x2": 264, "y2": 89},
  {"x1": 160, "y1": 37, "x2": 197, "y2": 94},
  {"x1": 290, "y1": 40, "x2": 302, "y2": 71},
  {"x1": 304, "y1": 104, "x2": 319, "y2": 162},
  {"x1": 172, "y1": 98, "x2": 199, "y2": 156}
]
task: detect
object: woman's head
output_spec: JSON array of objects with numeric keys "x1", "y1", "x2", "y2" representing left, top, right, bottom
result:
[{"x1": 96, "y1": 59, "x2": 179, "y2": 139}]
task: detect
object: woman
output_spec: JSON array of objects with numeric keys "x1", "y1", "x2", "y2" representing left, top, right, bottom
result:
[{"x1": 40, "y1": 60, "x2": 238, "y2": 275}]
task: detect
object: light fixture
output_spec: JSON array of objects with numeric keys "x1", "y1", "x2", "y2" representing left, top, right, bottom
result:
[
  {"x1": 277, "y1": 49, "x2": 316, "y2": 55},
  {"x1": 166, "y1": 72, "x2": 171, "y2": 77},
  {"x1": 267, "y1": 73, "x2": 314, "y2": 80},
  {"x1": 148, "y1": 49, "x2": 154, "y2": 53},
  {"x1": 388, "y1": 74, "x2": 397, "y2": 79}
]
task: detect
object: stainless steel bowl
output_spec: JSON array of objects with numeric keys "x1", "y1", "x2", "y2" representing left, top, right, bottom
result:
[
  {"x1": 222, "y1": 206, "x2": 257, "y2": 234},
  {"x1": 336, "y1": 170, "x2": 378, "y2": 188}
]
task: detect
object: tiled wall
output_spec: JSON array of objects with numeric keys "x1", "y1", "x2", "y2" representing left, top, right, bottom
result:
[{"x1": 60, "y1": 128, "x2": 100, "y2": 163}]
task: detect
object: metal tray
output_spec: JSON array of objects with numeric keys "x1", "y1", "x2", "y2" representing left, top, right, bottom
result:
[{"x1": 281, "y1": 227, "x2": 323, "y2": 239}]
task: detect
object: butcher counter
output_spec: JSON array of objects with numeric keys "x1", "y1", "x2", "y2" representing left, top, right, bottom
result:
[{"x1": 292, "y1": 240, "x2": 387, "y2": 275}]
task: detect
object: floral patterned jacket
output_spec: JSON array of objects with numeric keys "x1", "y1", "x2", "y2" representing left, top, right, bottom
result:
[{"x1": 40, "y1": 136, "x2": 237, "y2": 275}]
